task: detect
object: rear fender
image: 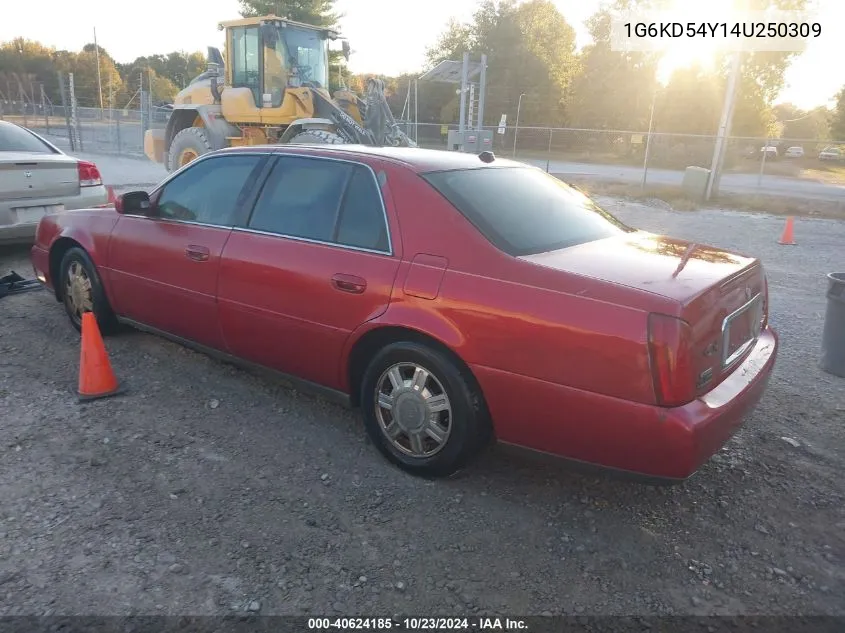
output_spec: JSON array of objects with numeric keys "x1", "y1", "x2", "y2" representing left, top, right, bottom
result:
[{"x1": 338, "y1": 302, "x2": 467, "y2": 392}]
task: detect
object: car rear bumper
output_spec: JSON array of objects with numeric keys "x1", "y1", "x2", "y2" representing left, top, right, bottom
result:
[
  {"x1": 0, "y1": 186, "x2": 109, "y2": 245},
  {"x1": 472, "y1": 326, "x2": 779, "y2": 481}
]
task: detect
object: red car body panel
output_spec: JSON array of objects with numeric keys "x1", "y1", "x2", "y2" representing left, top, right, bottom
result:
[
  {"x1": 30, "y1": 145, "x2": 778, "y2": 481},
  {"x1": 106, "y1": 216, "x2": 233, "y2": 349}
]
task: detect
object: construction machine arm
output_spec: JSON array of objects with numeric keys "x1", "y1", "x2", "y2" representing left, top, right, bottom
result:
[
  {"x1": 362, "y1": 78, "x2": 416, "y2": 147},
  {"x1": 312, "y1": 78, "x2": 416, "y2": 148}
]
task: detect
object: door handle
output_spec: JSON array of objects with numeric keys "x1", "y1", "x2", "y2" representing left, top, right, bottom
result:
[
  {"x1": 185, "y1": 245, "x2": 210, "y2": 262},
  {"x1": 331, "y1": 273, "x2": 366, "y2": 294}
]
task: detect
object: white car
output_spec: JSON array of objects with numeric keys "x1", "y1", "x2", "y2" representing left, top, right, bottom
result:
[
  {"x1": 819, "y1": 147, "x2": 843, "y2": 161},
  {"x1": 784, "y1": 146, "x2": 804, "y2": 158},
  {"x1": 0, "y1": 120, "x2": 109, "y2": 245}
]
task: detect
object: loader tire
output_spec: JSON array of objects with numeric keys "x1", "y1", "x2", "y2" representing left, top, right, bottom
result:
[
  {"x1": 288, "y1": 130, "x2": 346, "y2": 145},
  {"x1": 168, "y1": 126, "x2": 213, "y2": 171}
]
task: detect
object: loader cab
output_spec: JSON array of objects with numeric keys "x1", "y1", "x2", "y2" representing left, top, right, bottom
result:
[{"x1": 223, "y1": 16, "x2": 332, "y2": 109}]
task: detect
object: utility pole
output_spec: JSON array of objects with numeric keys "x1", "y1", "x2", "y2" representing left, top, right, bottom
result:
[
  {"x1": 705, "y1": 51, "x2": 742, "y2": 200},
  {"x1": 69, "y1": 72, "x2": 83, "y2": 151},
  {"x1": 40, "y1": 83, "x2": 48, "y2": 131},
  {"x1": 58, "y1": 72, "x2": 74, "y2": 150},
  {"x1": 94, "y1": 27, "x2": 104, "y2": 117}
]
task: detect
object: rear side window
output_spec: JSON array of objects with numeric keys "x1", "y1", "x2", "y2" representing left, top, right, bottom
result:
[
  {"x1": 423, "y1": 166, "x2": 632, "y2": 256},
  {"x1": 248, "y1": 155, "x2": 390, "y2": 252},
  {"x1": 0, "y1": 123, "x2": 55, "y2": 153}
]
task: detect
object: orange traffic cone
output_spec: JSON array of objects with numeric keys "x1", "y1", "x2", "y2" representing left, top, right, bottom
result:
[
  {"x1": 778, "y1": 216, "x2": 796, "y2": 245},
  {"x1": 78, "y1": 311, "x2": 123, "y2": 402},
  {"x1": 93, "y1": 186, "x2": 117, "y2": 209}
]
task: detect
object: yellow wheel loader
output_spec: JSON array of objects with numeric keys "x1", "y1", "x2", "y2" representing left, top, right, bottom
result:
[{"x1": 144, "y1": 15, "x2": 416, "y2": 171}]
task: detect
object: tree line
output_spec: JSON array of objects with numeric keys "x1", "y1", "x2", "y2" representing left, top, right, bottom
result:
[{"x1": 2, "y1": 0, "x2": 845, "y2": 142}]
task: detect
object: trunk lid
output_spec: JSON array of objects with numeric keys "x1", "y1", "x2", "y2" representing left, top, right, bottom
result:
[
  {"x1": 521, "y1": 231, "x2": 767, "y2": 394},
  {"x1": 0, "y1": 152, "x2": 80, "y2": 202}
]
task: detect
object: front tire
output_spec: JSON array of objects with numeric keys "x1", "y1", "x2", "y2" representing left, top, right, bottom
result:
[
  {"x1": 58, "y1": 247, "x2": 119, "y2": 335},
  {"x1": 360, "y1": 341, "x2": 491, "y2": 478},
  {"x1": 167, "y1": 126, "x2": 213, "y2": 171}
]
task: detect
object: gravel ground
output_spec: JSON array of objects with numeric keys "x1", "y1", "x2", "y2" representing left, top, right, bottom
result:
[{"x1": 0, "y1": 196, "x2": 843, "y2": 617}]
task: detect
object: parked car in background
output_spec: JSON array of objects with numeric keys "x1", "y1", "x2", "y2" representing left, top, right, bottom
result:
[
  {"x1": 0, "y1": 120, "x2": 108, "y2": 245},
  {"x1": 30, "y1": 145, "x2": 778, "y2": 482},
  {"x1": 784, "y1": 146, "x2": 804, "y2": 158},
  {"x1": 760, "y1": 146, "x2": 778, "y2": 160},
  {"x1": 818, "y1": 146, "x2": 843, "y2": 161}
]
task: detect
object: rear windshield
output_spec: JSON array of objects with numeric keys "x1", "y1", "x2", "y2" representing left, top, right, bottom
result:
[
  {"x1": 422, "y1": 166, "x2": 632, "y2": 256},
  {"x1": 0, "y1": 123, "x2": 55, "y2": 153}
]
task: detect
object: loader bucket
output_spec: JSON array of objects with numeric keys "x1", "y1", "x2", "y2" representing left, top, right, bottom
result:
[{"x1": 144, "y1": 129, "x2": 166, "y2": 164}]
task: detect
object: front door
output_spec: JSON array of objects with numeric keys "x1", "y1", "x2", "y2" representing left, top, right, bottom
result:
[
  {"x1": 106, "y1": 152, "x2": 268, "y2": 349},
  {"x1": 217, "y1": 154, "x2": 401, "y2": 390}
]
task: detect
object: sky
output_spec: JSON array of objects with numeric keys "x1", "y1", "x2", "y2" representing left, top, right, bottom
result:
[{"x1": 0, "y1": 0, "x2": 841, "y2": 110}]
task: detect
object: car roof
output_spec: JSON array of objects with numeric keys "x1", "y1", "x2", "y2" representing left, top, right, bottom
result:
[{"x1": 214, "y1": 143, "x2": 526, "y2": 173}]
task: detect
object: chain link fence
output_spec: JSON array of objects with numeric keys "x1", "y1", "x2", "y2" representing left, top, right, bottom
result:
[
  {"x1": 3, "y1": 93, "x2": 844, "y2": 196},
  {"x1": 0, "y1": 100, "x2": 170, "y2": 156},
  {"x1": 399, "y1": 122, "x2": 845, "y2": 188}
]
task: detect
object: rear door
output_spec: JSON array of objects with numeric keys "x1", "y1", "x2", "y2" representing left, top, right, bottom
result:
[
  {"x1": 106, "y1": 152, "x2": 269, "y2": 349},
  {"x1": 217, "y1": 153, "x2": 401, "y2": 391}
]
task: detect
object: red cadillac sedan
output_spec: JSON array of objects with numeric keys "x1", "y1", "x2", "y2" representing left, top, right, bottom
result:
[{"x1": 30, "y1": 145, "x2": 778, "y2": 481}]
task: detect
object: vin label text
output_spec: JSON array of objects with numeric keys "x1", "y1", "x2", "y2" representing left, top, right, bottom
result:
[{"x1": 611, "y1": 9, "x2": 825, "y2": 52}]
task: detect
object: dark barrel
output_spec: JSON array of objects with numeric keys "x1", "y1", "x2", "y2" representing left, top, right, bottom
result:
[{"x1": 821, "y1": 272, "x2": 845, "y2": 378}]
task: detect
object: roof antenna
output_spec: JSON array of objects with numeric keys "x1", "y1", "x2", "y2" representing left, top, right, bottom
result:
[{"x1": 479, "y1": 150, "x2": 495, "y2": 163}]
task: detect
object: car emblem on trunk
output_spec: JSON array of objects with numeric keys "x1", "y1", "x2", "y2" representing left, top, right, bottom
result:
[{"x1": 24, "y1": 171, "x2": 32, "y2": 178}]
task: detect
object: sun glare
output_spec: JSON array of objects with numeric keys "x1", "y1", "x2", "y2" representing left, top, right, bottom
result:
[{"x1": 656, "y1": 0, "x2": 739, "y2": 84}]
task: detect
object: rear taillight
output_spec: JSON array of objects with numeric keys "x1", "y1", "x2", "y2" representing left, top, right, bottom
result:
[
  {"x1": 648, "y1": 313, "x2": 695, "y2": 407},
  {"x1": 77, "y1": 160, "x2": 102, "y2": 187}
]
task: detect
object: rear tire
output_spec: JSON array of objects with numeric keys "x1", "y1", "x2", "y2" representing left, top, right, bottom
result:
[
  {"x1": 359, "y1": 341, "x2": 491, "y2": 478},
  {"x1": 167, "y1": 126, "x2": 213, "y2": 171},
  {"x1": 288, "y1": 130, "x2": 345, "y2": 145},
  {"x1": 58, "y1": 247, "x2": 119, "y2": 335}
]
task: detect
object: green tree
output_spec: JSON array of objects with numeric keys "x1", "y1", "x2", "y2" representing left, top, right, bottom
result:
[
  {"x1": 771, "y1": 103, "x2": 830, "y2": 141},
  {"x1": 829, "y1": 88, "x2": 845, "y2": 141},
  {"x1": 238, "y1": 0, "x2": 339, "y2": 27},
  {"x1": 425, "y1": 0, "x2": 577, "y2": 126},
  {"x1": 568, "y1": 6, "x2": 659, "y2": 130},
  {"x1": 655, "y1": 65, "x2": 722, "y2": 135}
]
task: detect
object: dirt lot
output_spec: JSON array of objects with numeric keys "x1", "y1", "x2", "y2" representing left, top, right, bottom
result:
[{"x1": 0, "y1": 197, "x2": 843, "y2": 617}]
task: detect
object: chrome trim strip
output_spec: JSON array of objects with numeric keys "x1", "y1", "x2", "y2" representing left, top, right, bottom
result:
[
  {"x1": 721, "y1": 292, "x2": 763, "y2": 369},
  {"x1": 231, "y1": 226, "x2": 392, "y2": 256}
]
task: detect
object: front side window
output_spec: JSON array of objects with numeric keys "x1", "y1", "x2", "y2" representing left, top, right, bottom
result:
[
  {"x1": 247, "y1": 156, "x2": 389, "y2": 252},
  {"x1": 423, "y1": 166, "x2": 633, "y2": 256},
  {"x1": 282, "y1": 27, "x2": 329, "y2": 88},
  {"x1": 156, "y1": 154, "x2": 265, "y2": 226}
]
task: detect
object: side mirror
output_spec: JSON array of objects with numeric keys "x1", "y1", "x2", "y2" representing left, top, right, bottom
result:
[
  {"x1": 115, "y1": 190, "x2": 151, "y2": 215},
  {"x1": 342, "y1": 40, "x2": 351, "y2": 62}
]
